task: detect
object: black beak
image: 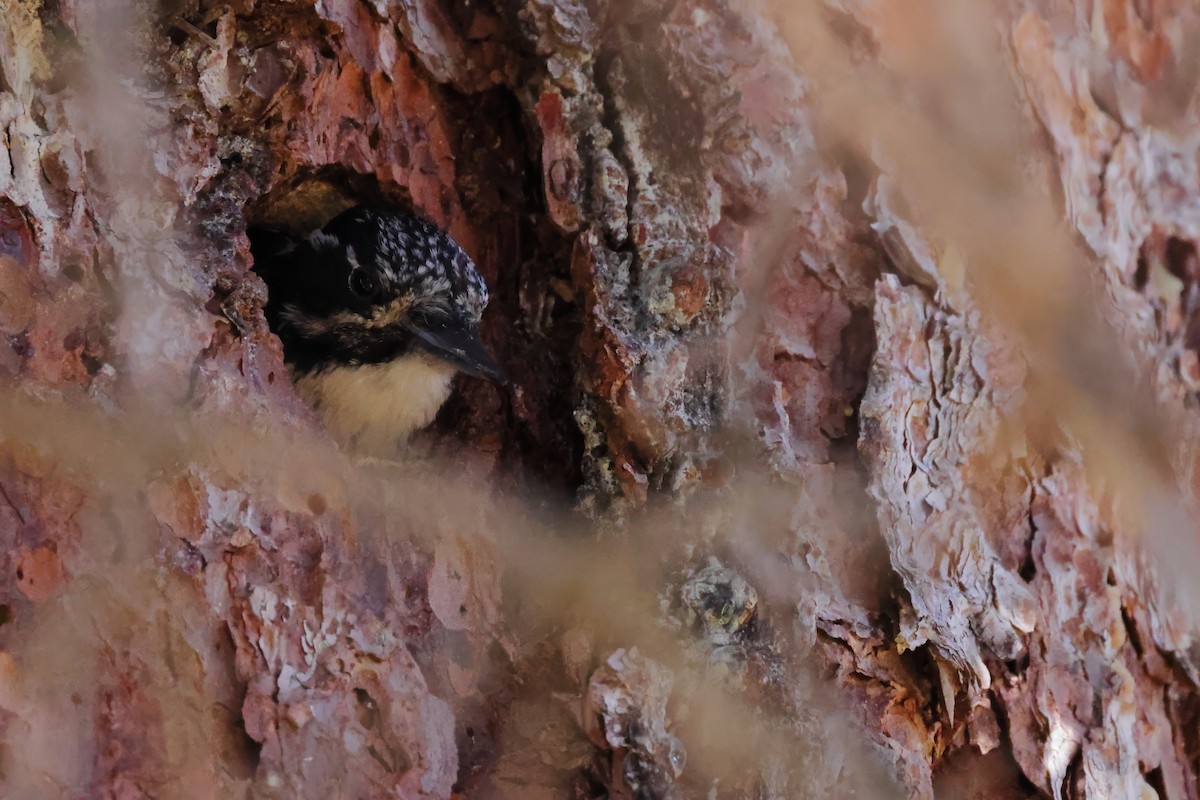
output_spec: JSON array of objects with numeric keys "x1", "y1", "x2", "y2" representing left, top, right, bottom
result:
[{"x1": 411, "y1": 317, "x2": 507, "y2": 384}]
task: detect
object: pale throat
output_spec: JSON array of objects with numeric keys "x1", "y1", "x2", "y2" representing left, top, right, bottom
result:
[{"x1": 295, "y1": 353, "x2": 458, "y2": 456}]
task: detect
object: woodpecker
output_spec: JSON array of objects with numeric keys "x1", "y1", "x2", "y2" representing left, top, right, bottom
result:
[{"x1": 249, "y1": 206, "x2": 504, "y2": 456}]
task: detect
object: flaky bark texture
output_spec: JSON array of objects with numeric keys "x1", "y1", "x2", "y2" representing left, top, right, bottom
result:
[{"x1": 2, "y1": 0, "x2": 1200, "y2": 798}]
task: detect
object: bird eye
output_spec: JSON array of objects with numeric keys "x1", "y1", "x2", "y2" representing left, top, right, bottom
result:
[{"x1": 349, "y1": 270, "x2": 381, "y2": 300}]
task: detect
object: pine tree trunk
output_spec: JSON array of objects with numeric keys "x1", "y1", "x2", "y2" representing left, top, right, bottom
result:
[{"x1": 1, "y1": 0, "x2": 1198, "y2": 798}]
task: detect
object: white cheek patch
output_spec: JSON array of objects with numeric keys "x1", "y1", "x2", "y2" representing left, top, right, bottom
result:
[
  {"x1": 295, "y1": 354, "x2": 457, "y2": 456},
  {"x1": 280, "y1": 304, "x2": 351, "y2": 337},
  {"x1": 364, "y1": 300, "x2": 412, "y2": 328},
  {"x1": 280, "y1": 300, "x2": 414, "y2": 335}
]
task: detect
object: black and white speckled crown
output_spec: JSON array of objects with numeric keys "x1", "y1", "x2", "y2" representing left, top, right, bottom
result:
[{"x1": 312, "y1": 207, "x2": 488, "y2": 323}]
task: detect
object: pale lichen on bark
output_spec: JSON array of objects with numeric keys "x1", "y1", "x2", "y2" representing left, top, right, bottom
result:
[{"x1": 1, "y1": 0, "x2": 1200, "y2": 798}]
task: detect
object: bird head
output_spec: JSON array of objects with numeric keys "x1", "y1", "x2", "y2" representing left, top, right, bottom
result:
[{"x1": 253, "y1": 207, "x2": 504, "y2": 383}]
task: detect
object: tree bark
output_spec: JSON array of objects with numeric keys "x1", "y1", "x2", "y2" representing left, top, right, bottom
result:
[{"x1": 0, "y1": 0, "x2": 1198, "y2": 798}]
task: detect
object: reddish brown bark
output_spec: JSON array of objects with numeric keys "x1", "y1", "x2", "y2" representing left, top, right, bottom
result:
[{"x1": 1, "y1": 0, "x2": 1200, "y2": 798}]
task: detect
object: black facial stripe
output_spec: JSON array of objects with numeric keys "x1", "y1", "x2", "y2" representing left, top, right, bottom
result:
[{"x1": 279, "y1": 321, "x2": 419, "y2": 373}]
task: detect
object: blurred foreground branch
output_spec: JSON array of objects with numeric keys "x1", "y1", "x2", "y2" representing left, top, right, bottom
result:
[{"x1": 1, "y1": 0, "x2": 1199, "y2": 798}]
